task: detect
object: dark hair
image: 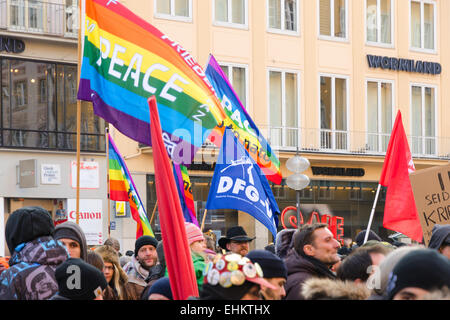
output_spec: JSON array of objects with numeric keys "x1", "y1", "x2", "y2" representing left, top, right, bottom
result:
[
  {"x1": 86, "y1": 250, "x2": 105, "y2": 272},
  {"x1": 337, "y1": 250, "x2": 373, "y2": 282},
  {"x1": 293, "y1": 223, "x2": 328, "y2": 254}
]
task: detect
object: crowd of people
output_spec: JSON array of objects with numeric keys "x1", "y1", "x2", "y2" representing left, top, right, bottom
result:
[{"x1": 0, "y1": 206, "x2": 449, "y2": 300}]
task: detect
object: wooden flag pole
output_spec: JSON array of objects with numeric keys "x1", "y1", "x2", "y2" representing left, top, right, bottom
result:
[
  {"x1": 200, "y1": 209, "x2": 208, "y2": 232},
  {"x1": 106, "y1": 127, "x2": 111, "y2": 237},
  {"x1": 150, "y1": 200, "x2": 158, "y2": 224}
]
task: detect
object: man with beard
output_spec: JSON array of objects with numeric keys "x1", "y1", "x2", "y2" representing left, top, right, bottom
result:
[
  {"x1": 284, "y1": 223, "x2": 341, "y2": 300},
  {"x1": 123, "y1": 235, "x2": 159, "y2": 298},
  {"x1": 218, "y1": 226, "x2": 255, "y2": 256}
]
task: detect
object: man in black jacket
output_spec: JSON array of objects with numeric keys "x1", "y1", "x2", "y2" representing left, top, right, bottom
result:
[{"x1": 284, "y1": 223, "x2": 340, "y2": 300}]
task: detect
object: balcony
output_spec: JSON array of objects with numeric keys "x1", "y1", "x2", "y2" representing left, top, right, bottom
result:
[
  {"x1": 0, "y1": 0, "x2": 78, "y2": 39},
  {"x1": 259, "y1": 126, "x2": 450, "y2": 160}
]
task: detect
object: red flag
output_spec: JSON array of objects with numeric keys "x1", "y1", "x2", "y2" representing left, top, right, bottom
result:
[
  {"x1": 148, "y1": 96, "x2": 199, "y2": 300},
  {"x1": 379, "y1": 111, "x2": 422, "y2": 242}
]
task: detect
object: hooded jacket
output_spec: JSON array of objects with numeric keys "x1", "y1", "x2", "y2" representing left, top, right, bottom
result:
[
  {"x1": 428, "y1": 225, "x2": 450, "y2": 251},
  {"x1": 0, "y1": 236, "x2": 69, "y2": 300},
  {"x1": 301, "y1": 278, "x2": 371, "y2": 300},
  {"x1": 54, "y1": 221, "x2": 88, "y2": 261},
  {"x1": 284, "y1": 248, "x2": 336, "y2": 300}
]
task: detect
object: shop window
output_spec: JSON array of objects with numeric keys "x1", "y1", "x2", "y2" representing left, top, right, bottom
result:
[
  {"x1": 214, "y1": 0, "x2": 247, "y2": 27},
  {"x1": 319, "y1": 0, "x2": 347, "y2": 40},
  {"x1": 268, "y1": 0, "x2": 298, "y2": 33},
  {"x1": 1, "y1": 58, "x2": 106, "y2": 151},
  {"x1": 366, "y1": 0, "x2": 393, "y2": 46},
  {"x1": 320, "y1": 74, "x2": 348, "y2": 151},
  {"x1": 410, "y1": 0, "x2": 435, "y2": 51},
  {"x1": 268, "y1": 69, "x2": 300, "y2": 149}
]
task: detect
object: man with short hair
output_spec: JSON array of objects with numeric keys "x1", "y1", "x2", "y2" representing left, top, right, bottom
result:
[
  {"x1": 284, "y1": 223, "x2": 341, "y2": 300},
  {"x1": 218, "y1": 226, "x2": 255, "y2": 256},
  {"x1": 123, "y1": 235, "x2": 159, "y2": 298},
  {"x1": 247, "y1": 250, "x2": 287, "y2": 300}
]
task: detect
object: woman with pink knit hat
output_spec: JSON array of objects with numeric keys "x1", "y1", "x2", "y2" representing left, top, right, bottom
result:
[{"x1": 183, "y1": 222, "x2": 210, "y2": 292}]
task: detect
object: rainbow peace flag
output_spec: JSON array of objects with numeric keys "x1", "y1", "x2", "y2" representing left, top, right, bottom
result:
[
  {"x1": 108, "y1": 133, "x2": 153, "y2": 238},
  {"x1": 78, "y1": 0, "x2": 226, "y2": 163}
]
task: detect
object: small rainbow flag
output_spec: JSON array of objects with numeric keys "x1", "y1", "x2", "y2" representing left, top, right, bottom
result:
[
  {"x1": 108, "y1": 133, "x2": 153, "y2": 238},
  {"x1": 173, "y1": 163, "x2": 198, "y2": 226},
  {"x1": 78, "y1": 0, "x2": 227, "y2": 164}
]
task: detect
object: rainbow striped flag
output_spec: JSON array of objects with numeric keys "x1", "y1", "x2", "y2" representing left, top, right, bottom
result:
[
  {"x1": 78, "y1": 0, "x2": 226, "y2": 164},
  {"x1": 108, "y1": 133, "x2": 154, "y2": 238},
  {"x1": 173, "y1": 163, "x2": 198, "y2": 226},
  {"x1": 205, "y1": 55, "x2": 282, "y2": 184}
]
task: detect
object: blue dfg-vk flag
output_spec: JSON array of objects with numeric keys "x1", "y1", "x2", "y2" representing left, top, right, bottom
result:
[{"x1": 206, "y1": 129, "x2": 280, "y2": 238}]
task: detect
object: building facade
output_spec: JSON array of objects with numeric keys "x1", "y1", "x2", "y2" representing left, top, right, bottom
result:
[{"x1": 1, "y1": 0, "x2": 449, "y2": 255}]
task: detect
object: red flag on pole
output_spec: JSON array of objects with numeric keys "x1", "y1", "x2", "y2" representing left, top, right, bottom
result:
[
  {"x1": 379, "y1": 111, "x2": 423, "y2": 242},
  {"x1": 148, "y1": 96, "x2": 199, "y2": 300}
]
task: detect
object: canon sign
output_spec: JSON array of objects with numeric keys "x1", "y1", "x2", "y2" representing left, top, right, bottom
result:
[{"x1": 69, "y1": 210, "x2": 101, "y2": 220}]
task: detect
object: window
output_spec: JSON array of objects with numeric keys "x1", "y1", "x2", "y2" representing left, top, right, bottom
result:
[
  {"x1": 268, "y1": 0, "x2": 298, "y2": 33},
  {"x1": 219, "y1": 63, "x2": 248, "y2": 108},
  {"x1": 410, "y1": 0, "x2": 435, "y2": 51},
  {"x1": 366, "y1": 0, "x2": 393, "y2": 45},
  {"x1": 65, "y1": 0, "x2": 78, "y2": 36},
  {"x1": 1, "y1": 58, "x2": 106, "y2": 151},
  {"x1": 320, "y1": 75, "x2": 348, "y2": 150},
  {"x1": 156, "y1": 0, "x2": 192, "y2": 20},
  {"x1": 411, "y1": 84, "x2": 436, "y2": 155},
  {"x1": 268, "y1": 69, "x2": 300, "y2": 149},
  {"x1": 214, "y1": 0, "x2": 247, "y2": 27},
  {"x1": 319, "y1": 0, "x2": 347, "y2": 40},
  {"x1": 366, "y1": 80, "x2": 394, "y2": 153}
]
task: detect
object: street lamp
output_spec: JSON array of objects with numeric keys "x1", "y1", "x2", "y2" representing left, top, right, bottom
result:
[{"x1": 286, "y1": 150, "x2": 310, "y2": 230}]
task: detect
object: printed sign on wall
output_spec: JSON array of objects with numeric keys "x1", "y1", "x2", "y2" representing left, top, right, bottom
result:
[{"x1": 71, "y1": 161, "x2": 99, "y2": 189}]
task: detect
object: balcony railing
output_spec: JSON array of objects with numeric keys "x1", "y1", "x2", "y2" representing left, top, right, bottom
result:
[
  {"x1": 0, "y1": 0, "x2": 78, "y2": 39},
  {"x1": 260, "y1": 126, "x2": 450, "y2": 160}
]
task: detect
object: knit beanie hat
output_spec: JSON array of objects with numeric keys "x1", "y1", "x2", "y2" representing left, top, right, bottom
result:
[
  {"x1": 355, "y1": 230, "x2": 382, "y2": 247},
  {"x1": 386, "y1": 249, "x2": 450, "y2": 300},
  {"x1": 135, "y1": 236, "x2": 158, "y2": 257},
  {"x1": 55, "y1": 258, "x2": 107, "y2": 300},
  {"x1": 148, "y1": 277, "x2": 173, "y2": 299},
  {"x1": 6, "y1": 206, "x2": 54, "y2": 254},
  {"x1": 246, "y1": 250, "x2": 288, "y2": 279},
  {"x1": 185, "y1": 222, "x2": 205, "y2": 245}
]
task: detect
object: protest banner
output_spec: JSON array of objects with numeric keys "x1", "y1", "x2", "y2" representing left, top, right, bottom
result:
[{"x1": 410, "y1": 163, "x2": 450, "y2": 245}]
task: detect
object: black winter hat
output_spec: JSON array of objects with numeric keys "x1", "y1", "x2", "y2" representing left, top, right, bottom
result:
[
  {"x1": 386, "y1": 249, "x2": 450, "y2": 300},
  {"x1": 355, "y1": 229, "x2": 382, "y2": 247},
  {"x1": 6, "y1": 206, "x2": 54, "y2": 254},
  {"x1": 218, "y1": 226, "x2": 255, "y2": 250},
  {"x1": 148, "y1": 277, "x2": 173, "y2": 299},
  {"x1": 247, "y1": 249, "x2": 288, "y2": 279},
  {"x1": 134, "y1": 235, "x2": 158, "y2": 256},
  {"x1": 55, "y1": 258, "x2": 108, "y2": 300}
]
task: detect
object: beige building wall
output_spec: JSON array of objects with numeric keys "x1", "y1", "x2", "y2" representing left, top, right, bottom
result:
[{"x1": 104, "y1": 0, "x2": 448, "y2": 248}]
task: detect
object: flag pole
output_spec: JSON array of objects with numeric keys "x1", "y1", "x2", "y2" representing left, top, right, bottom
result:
[
  {"x1": 106, "y1": 127, "x2": 111, "y2": 237},
  {"x1": 150, "y1": 200, "x2": 158, "y2": 224},
  {"x1": 75, "y1": 0, "x2": 83, "y2": 225},
  {"x1": 363, "y1": 184, "x2": 382, "y2": 244},
  {"x1": 200, "y1": 209, "x2": 208, "y2": 232}
]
